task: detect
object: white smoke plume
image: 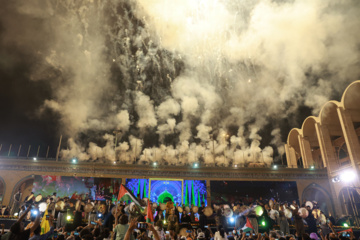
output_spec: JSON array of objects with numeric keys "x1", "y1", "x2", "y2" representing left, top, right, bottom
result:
[{"x1": 3, "y1": 0, "x2": 360, "y2": 166}]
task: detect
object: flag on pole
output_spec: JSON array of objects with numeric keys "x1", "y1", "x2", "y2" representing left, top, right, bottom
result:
[
  {"x1": 241, "y1": 218, "x2": 254, "y2": 232},
  {"x1": 146, "y1": 199, "x2": 154, "y2": 223},
  {"x1": 118, "y1": 184, "x2": 142, "y2": 207},
  {"x1": 40, "y1": 208, "x2": 50, "y2": 234}
]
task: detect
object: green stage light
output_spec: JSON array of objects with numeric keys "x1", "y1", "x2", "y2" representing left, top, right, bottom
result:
[
  {"x1": 67, "y1": 216, "x2": 71, "y2": 221},
  {"x1": 262, "y1": 221, "x2": 266, "y2": 226},
  {"x1": 344, "y1": 223, "x2": 349, "y2": 227}
]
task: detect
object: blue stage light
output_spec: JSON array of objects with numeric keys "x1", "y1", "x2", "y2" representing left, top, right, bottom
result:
[{"x1": 230, "y1": 217, "x2": 235, "y2": 223}]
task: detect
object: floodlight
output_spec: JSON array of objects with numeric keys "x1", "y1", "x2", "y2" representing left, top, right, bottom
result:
[{"x1": 340, "y1": 170, "x2": 357, "y2": 183}]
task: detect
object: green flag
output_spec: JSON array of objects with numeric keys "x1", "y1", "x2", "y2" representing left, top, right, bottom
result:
[
  {"x1": 137, "y1": 180, "x2": 140, "y2": 197},
  {"x1": 144, "y1": 180, "x2": 147, "y2": 198},
  {"x1": 191, "y1": 181, "x2": 195, "y2": 206}
]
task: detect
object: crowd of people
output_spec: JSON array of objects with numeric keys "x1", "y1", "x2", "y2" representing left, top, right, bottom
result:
[{"x1": 0, "y1": 191, "x2": 356, "y2": 240}]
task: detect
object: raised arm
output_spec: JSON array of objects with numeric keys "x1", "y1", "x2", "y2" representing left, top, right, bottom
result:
[
  {"x1": 328, "y1": 222, "x2": 337, "y2": 236},
  {"x1": 18, "y1": 206, "x2": 31, "y2": 222},
  {"x1": 147, "y1": 222, "x2": 160, "y2": 240},
  {"x1": 30, "y1": 209, "x2": 41, "y2": 233},
  {"x1": 124, "y1": 219, "x2": 137, "y2": 240}
]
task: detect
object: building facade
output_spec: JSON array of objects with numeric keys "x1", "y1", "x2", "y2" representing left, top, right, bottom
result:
[{"x1": 286, "y1": 80, "x2": 360, "y2": 222}]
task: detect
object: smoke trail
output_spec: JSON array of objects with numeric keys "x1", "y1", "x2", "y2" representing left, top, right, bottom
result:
[{"x1": 2, "y1": 0, "x2": 360, "y2": 166}]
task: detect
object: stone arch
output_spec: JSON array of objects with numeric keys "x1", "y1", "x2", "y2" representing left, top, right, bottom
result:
[
  {"x1": 318, "y1": 101, "x2": 346, "y2": 170},
  {"x1": 0, "y1": 176, "x2": 5, "y2": 204},
  {"x1": 302, "y1": 117, "x2": 323, "y2": 168},
  {"x1": 319, "y1": 101, "x2": 342, "y2": 126},
  {"x1": 8, "y1": 175, "x2": 35, "y2": 211},
  {"x1": 302, "y1": 183, "x2": 335, "y2": 216},
  {"x1": 341, "y1": 80, "x2": 360, "y2": 110},
  {"x1": 287, "y1": 128, "x2": 303, "y2": 167},
  {"x1": 340, "y1": 80, "x2": 360, "y2": 167}
]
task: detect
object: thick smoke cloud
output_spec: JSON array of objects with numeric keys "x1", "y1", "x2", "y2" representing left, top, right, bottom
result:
[{"x1": 1, "y1": 0, "x2": 360, "y2": 166}]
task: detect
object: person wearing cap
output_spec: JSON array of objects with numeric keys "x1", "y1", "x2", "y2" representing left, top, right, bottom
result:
[{"x1": 197, "y1": 232, "x2": 206, "y2": 240}]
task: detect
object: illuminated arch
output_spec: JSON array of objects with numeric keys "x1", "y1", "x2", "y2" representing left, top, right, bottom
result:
[
  {"x1": 341, "y1": 80, "x2": 360, "y2": 110},
  {"x1": 319, "y1": 101, "x2": 342, "y2": 126},
  {"x1": 301, "y1": 117, "x2": 323, "y2": 167},
  {"x1": 302, "y1": 117, "x2": 319, "y2": 138},
  {"x1": 287, "y1": 128, "x2": 302, "y2": 152},
  {"x1": 287, "y1": 128, "x2": 302, "y2": 166},
  {"x1": 158, "y1": 190, "x2": 175, "y2": 203}
]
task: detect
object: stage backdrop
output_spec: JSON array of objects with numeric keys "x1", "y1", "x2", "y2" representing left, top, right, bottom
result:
[
  {"x1": 183, "y1": 180, "x2": 207, "y2": 207},
  {"x1": 32, "y1": 175, "x2": 122, "y2": 201},
  {"x1": 125, "y1": 179, "x2": 150, "y2": 199},
  {"x1": 125, "y1": 178, "x2": 207, "y2": 206},
  {"x1": 210, "y1": 180, "x2": 299, "y2": 205}
]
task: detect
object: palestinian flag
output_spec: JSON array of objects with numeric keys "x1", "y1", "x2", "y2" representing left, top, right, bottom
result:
[
  {"x1": 241, "y1": 217, "x2": 254, "y2": 232},
  {"x1": 146, "y1": 199, "x2": 154, "y2": 223},
  {"x1": 118, "y1": 184, "x2": 142, "y2": 207}
]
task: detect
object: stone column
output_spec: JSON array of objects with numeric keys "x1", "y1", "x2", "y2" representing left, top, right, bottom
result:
[
  {"x1": 337, "y1": 107, "x2": 360, "y2": 171},
  {"x1": 298, "y1": 135, "x2": 314, "y2": 168},
  {"x1": 328, "y1": 179, "x2": 344, "y2": 218},
  {"x1": 206, "y1": 180, "x2": 211, "y2": 207},
  {"x1": 315, "y1": 123, "x2": 338, "y2": 172},
  {"x1": 285, "y1": 144, "x2": 298, "y2": 168}
]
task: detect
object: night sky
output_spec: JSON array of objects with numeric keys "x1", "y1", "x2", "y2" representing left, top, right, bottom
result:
[{"x1": 0, "y1": 1, "x2": 359, "y2": 162}]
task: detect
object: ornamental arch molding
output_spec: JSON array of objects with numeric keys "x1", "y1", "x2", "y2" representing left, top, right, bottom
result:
[
  {"x1": 302, "y1": 182, "x2": 335, "y2": 216},
  {"x1": 8, "y1": 175, "x2": 35, "y2": 208}
]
